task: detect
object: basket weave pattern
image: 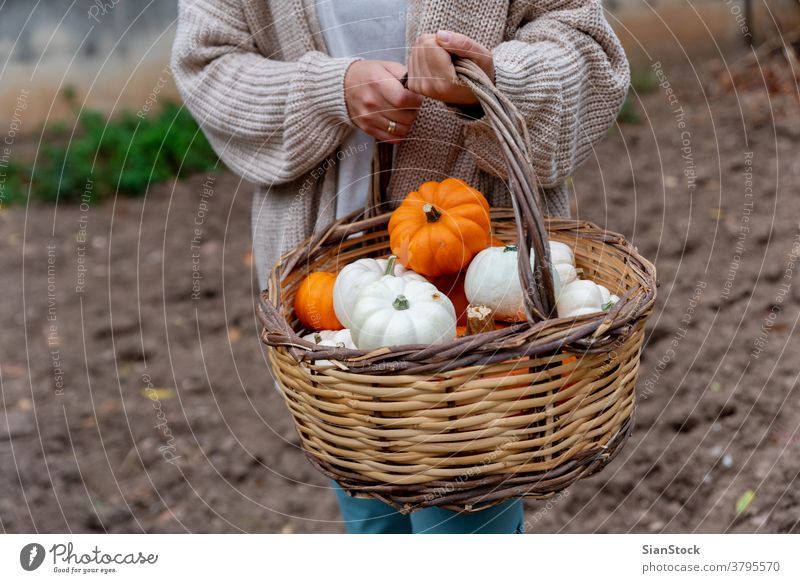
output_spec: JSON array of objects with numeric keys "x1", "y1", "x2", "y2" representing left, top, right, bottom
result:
[{"x1": 258, "y1": 61, "x2": 657, "y2": 512}]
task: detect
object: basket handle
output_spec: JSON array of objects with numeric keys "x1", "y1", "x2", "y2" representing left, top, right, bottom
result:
[{"x1": 449, "y1": 58, "x2": 557, "y2": 321}]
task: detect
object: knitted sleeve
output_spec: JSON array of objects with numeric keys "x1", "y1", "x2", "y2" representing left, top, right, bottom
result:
[
  {"x1": 462, "y1": 0, "x2": 630, "y2": 189},
  {"x1": 171, "y1": 0, "x2": 358, "y2": 185}
]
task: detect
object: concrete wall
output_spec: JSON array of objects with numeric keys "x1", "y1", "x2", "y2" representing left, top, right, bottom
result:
[
  {"x1": 0, "y1": 0, "x2": 179, "y2": 129},
  {"x1": 1, "y1": 0, "x2": 799, "y2": 129}
]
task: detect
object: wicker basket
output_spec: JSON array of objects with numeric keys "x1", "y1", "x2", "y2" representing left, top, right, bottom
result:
[{"x1": 257, "y1": 60, "x2": 657, "y2": 513}]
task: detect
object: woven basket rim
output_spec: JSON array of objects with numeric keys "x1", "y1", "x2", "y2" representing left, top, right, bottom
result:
[{"x1": 257, "y1": 212, "x2": 657, "y2": 376}]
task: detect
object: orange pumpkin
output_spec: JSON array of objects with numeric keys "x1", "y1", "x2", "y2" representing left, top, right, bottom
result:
[
  {"x1": 294, "y1": 272, "x2": 343, "y2": 331},
  {"x1": 388, "y1": 178, "x2": 491, "y2": 277},
  {"x1": 433, "y1": 272, "x2": 469, "y2": 326}
]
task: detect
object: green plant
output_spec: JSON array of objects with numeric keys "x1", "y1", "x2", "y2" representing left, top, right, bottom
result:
[
  {"x1": 0, "y1": 161, "x2": 29, "y2": 207},
  {"x1": 616, "y1": 66, "x2": 659, "y2": 125},
  {"x1": 2, "y1": 101, "x2": 219, "y2": 205},
  {"x1": 630, "y1": 67, "x2": 659, "y2": 94},
  {"x1": 617, "y1": 92, "x2": 642, "y2": 125}
]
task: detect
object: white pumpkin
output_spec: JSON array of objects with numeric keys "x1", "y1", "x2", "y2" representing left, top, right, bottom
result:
[
  {"x1": 302, "y1": 329, "x2": 355, "y2": 349},
  {"x1": 595, "y1": 284, "x2": 623, "y2": 309},
  {"x1": 465, "y1": 244, "x2": 561, "y2": 321},
  {"x1": 554, "y1": 262, "x2": 578, "y2": 287},
  {"x1": 350, "y1": 277, "x2": 456, "y2": 351},
  {"x1": 556, "y1": 280, "x2": 604, "y2": 318},
  {"x1": 333, "y1": 256, "x2": 426, "y2": 329},
  {"x1": 549, "y1": 240, "x2": 575, "y2": 267},
  {"x1": 302, "y1": 329, "x2": 355, "y2": 367},
  {"x1": 595, "y1": 284, "x2": 611, "y2": 306},
  {"x1": 549, "y1": 240, "x2": 577, "y2": 285}
]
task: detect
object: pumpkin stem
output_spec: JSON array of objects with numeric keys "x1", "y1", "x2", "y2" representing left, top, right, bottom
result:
[
  {"x1": 384, "y1": 255, "x2": 398, "y2": 277},
  {"x1": 313, "y1": 333, "x2": 322, "y2": 344},
  {"x1": 423, "y1": 203, "x2": 442, "y2": 223},
  {"x1": 503, "y1": 244, "x2": 518, "y2": 253},
  {"x1": 392, "y1": 295, "x2": 410, "y2": 311}
]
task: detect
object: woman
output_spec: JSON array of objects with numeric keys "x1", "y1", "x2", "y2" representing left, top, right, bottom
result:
[{"x1": 172, "y1": 0, "x2": 629, "y2": 534}]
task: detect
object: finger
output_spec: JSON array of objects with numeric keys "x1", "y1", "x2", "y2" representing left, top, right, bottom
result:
[
  {"x1": 419, "y1": 39, "x2": 459, "y2": 91},
  {"x1": 382, "y1": 81, "x2": 424, "y2": 110},
  {"x1": 375, "y1": 116, "x2": 410, "y2": 138},
  {"x1": 374, "y1": 61, "x2": 422, "y2": 109},
  {"x1": 368, "y1": 115, "x2": 410, "y2": 143},
  {"x1": 435, "y1": 30, "x2": 493, "y2": 72},
  {"x1": 381, "y1": 60, "x2": 408, "y2": 80},
  {"x1": 370, "y1": 129, "x2": 405, "y2": 145},
  {"x1": 407, "y1": 35, "x2": 443, "y2": 91},
  {"x1": 367, "y1": 91, "x2": 414, "y2": 124},
  {"x1": 387, "y1": 107, "x2": 419, "y2": 127},
  {"x1": 369, "y1": 101, "x2": 417, "y2": 126},
  {"x1": 406, "y1": 46, "x2": 422, "y2": 93},
  {"x1": 435, "y1": 30, "x2": 487, "y2": 59},
  {"x1": 407, "y1": 54, "x2": 440, "y2": 97}
]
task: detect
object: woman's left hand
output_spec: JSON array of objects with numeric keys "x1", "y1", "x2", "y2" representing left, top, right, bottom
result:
[{"x1": 407, "y1": 30, "x2": 494, "y2": 105}]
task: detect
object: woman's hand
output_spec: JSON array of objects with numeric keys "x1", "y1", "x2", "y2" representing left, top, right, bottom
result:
[
  {"x1": 407, "y1": 31, "x2": 494, "y2": 105},
  {"x1": 344, "y1": 60, "x2": 423, "y2": 144}
]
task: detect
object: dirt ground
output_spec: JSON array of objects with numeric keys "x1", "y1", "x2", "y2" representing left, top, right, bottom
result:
[{"x1": 2, "y1": 58, "x2": 799, "y2": 534}]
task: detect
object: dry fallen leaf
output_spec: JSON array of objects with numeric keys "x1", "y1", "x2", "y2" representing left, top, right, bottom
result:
[
  {"x1": 142, "y1": 387, "x2": 176, "y2": 400},
  {"x1": 2, "y1": 363, "x2": 27, "y2": 378},
  {"x1": 709, "y1": 207, "x2": 726, "y2": 221}
]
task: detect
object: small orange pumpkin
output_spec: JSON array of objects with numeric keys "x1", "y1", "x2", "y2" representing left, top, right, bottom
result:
[
  {"x1": 294, "y1": 272, "x2": 343, "y2": 331},
  {"x1": 388, "y1": 178, "x2": 491, "y2": 277}
]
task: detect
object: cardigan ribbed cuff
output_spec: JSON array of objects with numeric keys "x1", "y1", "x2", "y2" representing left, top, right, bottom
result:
[{"x1": 295, "y1": 52, "x2": 361, "y2": 130}]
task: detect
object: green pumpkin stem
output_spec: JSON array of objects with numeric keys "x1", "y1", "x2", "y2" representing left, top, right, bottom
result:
[
  {"x1": 393, "y1": 295, "x2": 410, "y2": 311},
  {"x1": 423, "y1": 203, "x2": 442, "y2": 223},
  {"x1": 504, "y1": 244, "x2": 518, "y2": 253},
  {"x1": 384, "y1": 255, "x2": 398, "y2": 277}
]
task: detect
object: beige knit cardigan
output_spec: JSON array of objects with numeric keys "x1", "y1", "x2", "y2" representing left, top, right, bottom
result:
[{"x1": 171, "y1": 0, "x2": 630, "y2": 287}]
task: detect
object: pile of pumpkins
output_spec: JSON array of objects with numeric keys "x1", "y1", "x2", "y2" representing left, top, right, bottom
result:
[{"x1": 294, "y1": 178, "x2": 619, "y2": 352}]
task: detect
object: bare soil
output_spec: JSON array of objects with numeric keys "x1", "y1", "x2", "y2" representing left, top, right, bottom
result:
[{"x1": 2, "y1": 62, "x2": 799, "y2": 533}]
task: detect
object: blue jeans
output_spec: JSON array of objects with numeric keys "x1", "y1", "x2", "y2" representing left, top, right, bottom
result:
[{"x1": 332, "y1": 481, "x2": 524, "y2": 534}]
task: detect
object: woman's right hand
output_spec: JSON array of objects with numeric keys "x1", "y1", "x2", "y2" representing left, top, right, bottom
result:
[{"x1": 344, "y1": 60, "x2": 423, "y2": 144}]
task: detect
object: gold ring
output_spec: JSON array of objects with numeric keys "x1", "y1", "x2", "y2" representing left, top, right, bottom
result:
[{"x1": 387, "y1": 120, "x2": 397, "y2": 135}]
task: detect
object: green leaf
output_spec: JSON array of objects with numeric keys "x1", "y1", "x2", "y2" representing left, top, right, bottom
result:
[{"x1": 735, "y1": 489, "x2": 755, "y2": 515}]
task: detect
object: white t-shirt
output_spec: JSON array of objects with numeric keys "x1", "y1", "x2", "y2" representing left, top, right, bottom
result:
[{"x1": 314, "y1": 0, "x2": 407, "y2": 219}]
